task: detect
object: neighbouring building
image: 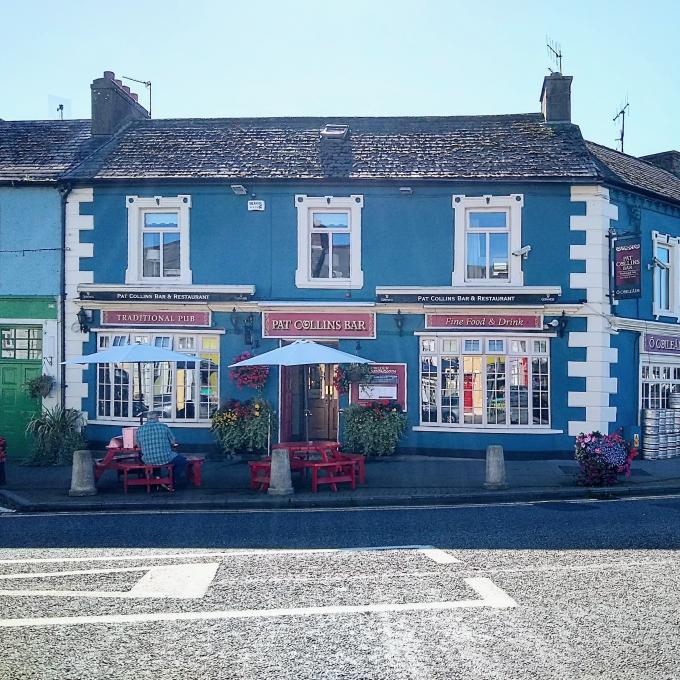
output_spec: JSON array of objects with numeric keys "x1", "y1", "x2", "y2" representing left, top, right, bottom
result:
[{"x1": 10, "y1": 69, "x2": 680, "y2": 459}]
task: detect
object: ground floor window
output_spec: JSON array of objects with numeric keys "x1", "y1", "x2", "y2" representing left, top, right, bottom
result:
[
  {"x1": 641, "y1": 357, "x2": 680, "y2": 410},
  {"x1": 419, "y1": 335, "x2": 550, "y2": 428},
  {"x1": 96, "y1": 332, "x2": 220, "y2": 422}
]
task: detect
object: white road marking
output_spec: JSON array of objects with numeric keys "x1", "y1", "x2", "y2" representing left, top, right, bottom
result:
[
  {"x1": 0, "y1": 545, "x2": 434, "y2": 567},
  {"x1": 0, "y1": 563, "x2": 219, "y2": 599},
  {"x1": 0, "y1": 506, "x2": 14, "y2": 514},
  {"x1": 0, "y1": 577, "x2": 516, "y2": 628},
  {"x1": 419, "y1": 548, "x2": 461, "y2": 564}
]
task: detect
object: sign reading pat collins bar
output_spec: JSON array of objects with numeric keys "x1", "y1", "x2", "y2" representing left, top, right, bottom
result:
[{"x1": 262, "y1": 312, "x2": 376, "y2": 339}]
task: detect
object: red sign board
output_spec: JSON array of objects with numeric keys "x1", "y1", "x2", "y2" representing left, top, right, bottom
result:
[
  {"x1": 426, "y1": 313, "x2": 542, "y2": 330},
  {"x1": 263, "y1": 312, "x2": 376, "y2": 339},
  {"x1": 349, "y1": 363, "x2": 407, "y2": 411},
  {"x1": 102, "y1": 310, "x2": 211, "y2": 327}
]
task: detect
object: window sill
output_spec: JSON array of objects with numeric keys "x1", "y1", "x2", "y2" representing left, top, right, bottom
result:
[
  {"x1": 295, "y1": 276, "x2": 364, "y2": 290},
  {"x1": 87, "y1": 419, "x2": 212, "y2": 428},
  {"x1": 413, "y1": 425, "x2": 562, "y2": 435}
]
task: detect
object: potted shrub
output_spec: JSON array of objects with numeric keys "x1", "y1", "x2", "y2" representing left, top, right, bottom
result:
[
  {"x1": 342, "y1": 400, "x2": 408, "y2": 456},
  {"x1": 25, "y1": 406, "x2": 85, "y2": 465},
  {"x1": 25, "y1": 374, "x2": 55, "y2": 399},
  {"x1": 574, "y1": 430, "x2": 638, "y2": 486},
  {"x1": 211, "y1": 399, "x2": 276, "y2": 456}
]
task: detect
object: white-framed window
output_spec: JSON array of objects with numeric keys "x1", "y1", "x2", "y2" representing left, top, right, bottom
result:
[
  {"x1": 641, "y1": 356, "x2": 680, "y2": 410},
  {"x1": 125, "y1": 195, "x2": 192, "y2": 284},
  {"x1": 419, "y1": 334, "x2": 550, "y2": 428},
  {"x1": 452, "y1": 194, "x2": 524, "y2": 286},
  {"x1": 652, "y1": 231, "x2": 678, "y2": 317},
  {"x1": 96, "y1": 332, "x2": 219, "y2": 422},
  {"x1": 295, "y1": 194, "x2": 364, "y2": 289}
]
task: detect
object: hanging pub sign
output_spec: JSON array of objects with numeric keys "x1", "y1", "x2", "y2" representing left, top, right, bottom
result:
[
  {"x1": 262, "y1": 312, "x2": 376, "y2": 339},
  {"x1": 426, "y1": 313, "x2": 542, "y2": 330},
  {"x1": 376, "y1": 292, "x2": 559, "y2": 305},
  {"x1": 79, "y1": 290, "x2": 253, "y2": 303},
  {"x1": 349, "y1": 363, "x2": 407, "y2": 411},
  {"x1": 613, "y1": 237, "x2": 642, "y2": 299},
  {"x1": 101, "y1": 310, "x2": 211, "y2": 327}
]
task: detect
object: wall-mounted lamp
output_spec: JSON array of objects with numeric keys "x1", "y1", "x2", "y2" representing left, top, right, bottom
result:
[
  {"x1": 393, "y1": 309, "x2": 405, "y2": 336},
  {"x1": 230, "y1": 184, "x2": 248, "y2": 195},
  {"x1": 230, "y1": 307, "x2": 242, "y2": 334},
  {"x1": 399, "y1": 186, "x2": 413, "y2": 195},
  {"x1": 244, "y1": 313, "x2": 254, "y2": 346},
  {"x1": 544, "y1": 311, "x2": 568, "y2": 337},
  {"x1": 512, "y1": 245, "x2": 532, "y2": 260},
  {"x1": 76, "y1": 307, "x2": 93, "y2": 334}
]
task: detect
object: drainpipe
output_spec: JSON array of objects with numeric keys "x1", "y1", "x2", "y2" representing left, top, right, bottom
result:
[{"x1": 58, "y1": 183, "x2": 72, "y2": 407}]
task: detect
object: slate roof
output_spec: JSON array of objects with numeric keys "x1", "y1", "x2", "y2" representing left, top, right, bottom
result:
[
  {"x1": 64, "y1": 114, "x2": 600, "y2": 182},
  {"x1": 0, "y1": 120, "x2": 100, "y2": 182},
  {"x1": 586, "y1": 141, "x2": 680, "y2": 206}
]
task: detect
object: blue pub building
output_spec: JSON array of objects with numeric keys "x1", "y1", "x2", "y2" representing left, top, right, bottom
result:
[{"x1": 60, "y1": 71, "x2": 680, "y2": 458}]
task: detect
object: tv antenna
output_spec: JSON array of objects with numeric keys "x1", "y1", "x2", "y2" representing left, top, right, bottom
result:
[
  {"x1": 546, "y1": 37, "x2": 563, "y2": 73},
  {"x1": 56, "y1": 104, "x2": 64, "y2": 121},
  {"x1": 613, "y1": 99, "x2": 630, "y2": 153},
  {"x1": 122, "y1": 75, "x2": 152, "y2": 117}
]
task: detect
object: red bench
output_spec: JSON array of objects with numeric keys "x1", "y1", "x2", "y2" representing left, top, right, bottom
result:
[{"x1": 121, "y1": 462, "x2": 174, "y2": 493}]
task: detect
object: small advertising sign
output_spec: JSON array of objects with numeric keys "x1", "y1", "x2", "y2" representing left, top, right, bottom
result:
[
  {"x1": 426, "y1": 313, "x2": 542, "y2": 330},
  {"x1": 349, "y1": 363, "x2": 407, "y2": 411},
  {"x1": 613, "y1": 237, "x2": 642, "y2": 299},
  {"x1": 644, "y1": 334, "x2": 680, "y2": 355},
  {"x1": 247, "y1": 200, "x2": 265, "y2": 211},
  {"x1": 102, "y1": 310, "x2": 211, "y2": 327},
  {"x1": 262, "y1": 312, "x2": 376, "y2": 339}
]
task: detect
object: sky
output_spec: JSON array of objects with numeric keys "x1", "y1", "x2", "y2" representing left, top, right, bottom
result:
[{"x1": 1, "y1": 0, "x2": 679, "y2": 157}]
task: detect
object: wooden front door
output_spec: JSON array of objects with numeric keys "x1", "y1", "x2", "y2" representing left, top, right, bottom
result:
[
  {"x1": 306, "y1": 364, "x2": 338, "y2": 441},
  {"x1": 0, "y1": 361, "x2": 41, "y2": 459}
]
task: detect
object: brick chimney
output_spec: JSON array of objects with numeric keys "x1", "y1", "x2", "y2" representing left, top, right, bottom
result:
[
  {"x1": 91, "y1": 71, "x2": 149, "y2": 137},
  {"x1": 639, "y1": 151, "x2": 680, "y2": 178},
  {"x1": 540, "y1": 72, "x2": 573, "y2": 124}
]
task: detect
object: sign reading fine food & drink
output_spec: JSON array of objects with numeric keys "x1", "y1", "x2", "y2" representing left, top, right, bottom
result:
[
  {"x1": 262, "y1": 312, "x2": 376, "y2": 339},
  {"x1": 644, "y1": 334, "x2": 680, "y2": 355},
  {"x1": 613, "y1": 237, "x2": 642, "y2": 299},
  {"x1": 426, "y1": 314, "x2": 542, "y2": 330},
  {"x1": 102, "y1": 310, "x2": 211, "y2": 327}
]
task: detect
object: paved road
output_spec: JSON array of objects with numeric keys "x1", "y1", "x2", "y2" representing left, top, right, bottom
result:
[{"x1": 1, "y1": 496, "x2": 680, "y2": 679}]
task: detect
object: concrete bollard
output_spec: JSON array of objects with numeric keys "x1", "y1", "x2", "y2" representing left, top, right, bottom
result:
[
  {"x1": 484, "y1": 444, "x2": 508, "y2": 490},
  {"x1": 267, "y1": 447, "x2": 294, "y2": 496},
  {"x1": 69, "y1": 450, "x2": 97, "y2": 497}
]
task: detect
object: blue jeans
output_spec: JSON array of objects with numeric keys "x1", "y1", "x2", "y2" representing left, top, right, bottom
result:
[{"x1": 169, "y1": 454, "x2": 188, "y2": 483}]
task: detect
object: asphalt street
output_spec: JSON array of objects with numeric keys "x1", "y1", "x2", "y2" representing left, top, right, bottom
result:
[{"x1": 1, "y1": 496, "x2": 680, "y2": 679}]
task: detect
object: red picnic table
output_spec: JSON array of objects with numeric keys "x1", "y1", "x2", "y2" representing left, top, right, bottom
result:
[
  {"x1": 248, "y1": 441, "x2": 365, "y2": 493},
  {"x1": 94, "y1": 444, "x2": 204, "y2": 493}
]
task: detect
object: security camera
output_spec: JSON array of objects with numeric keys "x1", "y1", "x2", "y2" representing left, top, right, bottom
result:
[
  {"x1": 547, "y1": 319, "x2": 560, "y2": 328},
  {"x1": 512, "y1": 245, "x2": 532, "y2": 258}
]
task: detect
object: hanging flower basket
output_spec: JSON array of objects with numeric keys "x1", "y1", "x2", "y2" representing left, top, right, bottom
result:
[
  {"x1": 574, "y1": 430, "x2": 638, "y2": 486},
  {"x1": 229, "y1": 352, "x2": 270, "y2": 390},
  {"x1": 25, "y1": 374, "x2": 55, "y2": 399},
  {"x1": 333, "y1": 363, "x2": 372, "y2": 394}
]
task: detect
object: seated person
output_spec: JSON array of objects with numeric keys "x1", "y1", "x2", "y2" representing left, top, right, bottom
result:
[{"x1": 134, "y1": 411, "x2": 188, "y2": 485}]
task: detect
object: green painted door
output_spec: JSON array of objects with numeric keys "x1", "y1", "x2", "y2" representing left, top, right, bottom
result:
[
  {"x1": 0, "y1": 326, "x2": 43, "y2": 460},
  {"x1": 0, "y1": 362, "x2": 42, "y2": 459}
]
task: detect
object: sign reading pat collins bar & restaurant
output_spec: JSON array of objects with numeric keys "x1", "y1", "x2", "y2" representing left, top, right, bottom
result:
[{"x1": 376, "y1": 292, "x2": 559, "y2": 305}]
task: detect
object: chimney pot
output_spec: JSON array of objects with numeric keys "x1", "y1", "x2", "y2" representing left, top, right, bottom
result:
[
  {"x1": 122, "y1": 85, "x2": 131, "y2": 94},
  {"x1": 131, "y1": 92, "x2": 139, "y2": 102},
  {"x1": 540, "y1": 73, "x2": 573, "y2": 124},
  {"x1": 103, "y1": 71, "x2": 115, "y2": 80},
  {"x1": 114, "y1": 79, "x2": 122, "y2": 87},
  {"x1": 91, "y1": 72, "x2": 149, "y2": 136}
]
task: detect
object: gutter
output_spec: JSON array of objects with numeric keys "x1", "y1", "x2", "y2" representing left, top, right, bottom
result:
[{"x1": 57, "y1": 182, "x2": 72, "y2": 407}]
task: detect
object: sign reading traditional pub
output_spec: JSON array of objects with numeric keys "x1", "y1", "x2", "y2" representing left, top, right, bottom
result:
[
  {"x1": 350, "y1": 363, "x2": 407, "y2": 411},
  {"x1": 262, "y1": 312, "x2": 376, "y2": 339},
  {"x1": 426, "y1": 313, "x2": 542, "y2": 330},
  {"x1": 376, "y1": 292, "x2": 559, "y2": 305},
  {"x1": 644, "y1": 334, "x2": 680, "y2": 355},
  {"x1": 102, "y1": 310, "x2": 211, "y2": 327},
  {"x1": 613, "y1": 237, "x2": 642, "y2": 299},
  {"x1": 80, "y1": 290, "x2": 252, "y2": 303}
]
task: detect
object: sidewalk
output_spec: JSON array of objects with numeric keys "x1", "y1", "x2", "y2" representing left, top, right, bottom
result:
[{"x1": 3, "y1": 454, "x2": 680, "y2": 512}]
